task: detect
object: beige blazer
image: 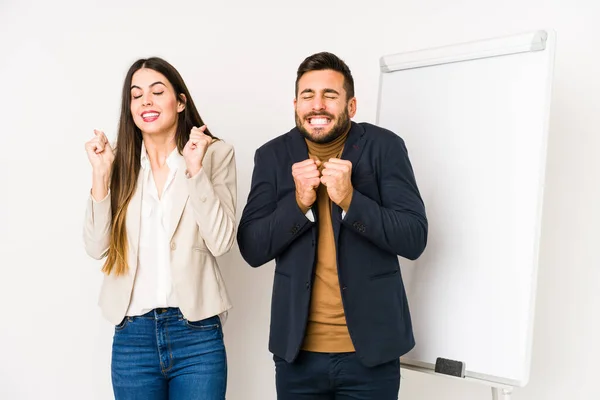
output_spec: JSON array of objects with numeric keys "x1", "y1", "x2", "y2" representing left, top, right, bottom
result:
[{"x1": 83, "y1": 140, "x2": 236, "y2": 325}]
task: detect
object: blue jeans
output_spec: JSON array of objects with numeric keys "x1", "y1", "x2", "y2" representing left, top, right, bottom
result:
[
  {"x1": 111, "y1": 308, "x2": 226, "y2": 400},
  {"x1": 274, "y1": 351, "x2": 400, "y2": 400}
]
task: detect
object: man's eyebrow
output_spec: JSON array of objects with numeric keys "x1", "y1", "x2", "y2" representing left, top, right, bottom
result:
[{"x1": 299, "y1": 88, "x2": 340, "y2": 95}]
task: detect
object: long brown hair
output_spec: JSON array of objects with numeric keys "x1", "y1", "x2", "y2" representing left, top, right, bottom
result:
[{"x1": 104, "y1": 57, "x2": 215, "y2": 275}]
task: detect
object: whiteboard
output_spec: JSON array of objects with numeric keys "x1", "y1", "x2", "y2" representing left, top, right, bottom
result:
[{"x1": 376, "y1": 30, "x2": 556, "y2": 387}]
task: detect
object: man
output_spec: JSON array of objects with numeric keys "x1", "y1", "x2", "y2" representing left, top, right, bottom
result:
[{"x1": 237, "y1": 52, "x2": 427, "y2": 399}]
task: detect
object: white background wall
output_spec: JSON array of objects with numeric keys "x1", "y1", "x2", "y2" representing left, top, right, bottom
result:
[{"x1": 0, "y1": 1, "x2": 598, "y2": 399}]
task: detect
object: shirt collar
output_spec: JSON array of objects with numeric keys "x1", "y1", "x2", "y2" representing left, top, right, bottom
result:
[{"x1": 140, "y1": 141, "x2": 184, "y2": 171}]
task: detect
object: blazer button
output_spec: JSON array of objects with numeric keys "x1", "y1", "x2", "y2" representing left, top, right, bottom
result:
[
  {"x1": 170, "y1": 242, "x2": 176, "y2": 250},
  {"x1": 305, "y1": 282, "x2": 310, "y2": 290}
]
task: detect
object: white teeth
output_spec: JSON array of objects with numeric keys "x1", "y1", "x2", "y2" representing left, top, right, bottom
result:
[
  {"x1": 142, "y1": 112, "x2": 159, "y2": 118},
  {"x1": 310, "y1": 118, "x2": 329, "y2": 125}
]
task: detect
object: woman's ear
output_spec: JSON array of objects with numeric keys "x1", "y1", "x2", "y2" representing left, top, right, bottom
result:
[{"x1": 178, "y1": 93, "x2": 187, "y2": 113}]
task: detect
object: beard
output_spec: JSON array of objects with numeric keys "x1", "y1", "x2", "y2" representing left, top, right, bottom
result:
[{"x1": 295, "y1": 107, "x2": 351, "y2": 144}]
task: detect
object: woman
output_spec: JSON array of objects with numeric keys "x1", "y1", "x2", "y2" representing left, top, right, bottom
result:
[{"x1": 83, "y1": 57, "x2": 236, "y2": 400}]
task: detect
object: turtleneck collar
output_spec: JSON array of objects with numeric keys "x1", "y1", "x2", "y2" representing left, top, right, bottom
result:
[{"x1": 304, "y1": 125, "x2": 350, "y2": 162}]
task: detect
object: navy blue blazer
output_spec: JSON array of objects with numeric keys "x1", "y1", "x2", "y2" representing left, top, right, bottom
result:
[{"x1": 237, "y1": 121, "x2": 427, "y2": 367}]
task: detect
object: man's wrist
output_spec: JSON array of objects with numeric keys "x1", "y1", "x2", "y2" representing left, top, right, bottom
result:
[{"x1": 338, "y1": 189, "x2": 353, "y2": 213}]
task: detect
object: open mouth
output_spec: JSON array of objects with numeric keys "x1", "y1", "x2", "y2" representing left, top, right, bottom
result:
[
  {"x1": 141, "y1": 111, "x2": 160, "y2": 122},
  {"x1": 307, "y1": 116, "x2": 332, "y2": 128}
]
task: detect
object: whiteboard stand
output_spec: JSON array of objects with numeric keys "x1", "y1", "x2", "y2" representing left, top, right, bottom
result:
[{"x1": 492, "y1": 387, "x2": 513, "y2": 400}]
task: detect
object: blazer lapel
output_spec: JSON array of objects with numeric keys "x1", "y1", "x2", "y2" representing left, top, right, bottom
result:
[
  {"x1": 285, "y1": 128, "x2": 310, "y2": 165},
  {"x1": 333, "y1": 122, "x2": 367, "y2": 242},
  {"x1": 127, "y1": 171, "x2": 144, "y2": 262},
  {"x1": 168, "y1": 166, "x2": 189, "y2": 240},
  {"x1": 341, "y1": 121, "x2": 367, "y2": 169},
  {"x1": 286, "y1": 128, "x2": 319, "y2": 224}
]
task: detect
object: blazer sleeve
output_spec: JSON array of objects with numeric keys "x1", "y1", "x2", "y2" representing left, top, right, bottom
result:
[
  {"x1": 186, "y1": 140, "x2": 237, "y2": 257},
  {"x1": 83, "y1": 192, "x2": 111, "y2": 260},
  {"x1": 342, "y1": 136, "x2": 428, "y2": 260},
  {"x1": 237, "y1": 146, "x2": 314, "y2": 267}
]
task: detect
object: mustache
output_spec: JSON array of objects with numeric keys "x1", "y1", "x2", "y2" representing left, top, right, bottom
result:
[{"x1": 303, "y1": 112, "x2": 335, "y2": 120}]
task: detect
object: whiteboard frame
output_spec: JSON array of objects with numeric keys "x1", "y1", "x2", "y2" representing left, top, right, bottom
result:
[
  {"x1": 380, "y1": 30, "x2": 548, "y2": 73},
  {"x1": 376, "y1": 29, "x2": 556, "y2": 388}
]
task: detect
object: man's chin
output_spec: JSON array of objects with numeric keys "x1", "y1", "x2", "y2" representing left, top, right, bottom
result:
[
  {"x1": 307, "y1": 127, "x2": 329, "y2": 138},
  {"x1": 301, "y1": 129, "x2": 334, "y2": 144}
]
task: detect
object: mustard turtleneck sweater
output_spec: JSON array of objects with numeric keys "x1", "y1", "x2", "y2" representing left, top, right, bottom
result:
[{"x1": 301, "y1": 129, "x2": 355, "y2": 353}]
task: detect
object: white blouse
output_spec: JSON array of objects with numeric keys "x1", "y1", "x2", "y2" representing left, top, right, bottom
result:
[{"x1": 126, "y1": 142, "x2": 183, "y2": 317}]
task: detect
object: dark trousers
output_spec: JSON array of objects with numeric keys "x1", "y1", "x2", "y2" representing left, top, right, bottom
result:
[{"x1": 274, "y1": 351, "x2": 400, "y2": 400}]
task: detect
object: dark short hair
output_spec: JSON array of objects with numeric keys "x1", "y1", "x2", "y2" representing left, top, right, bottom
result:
[{"x1": 295, "y1": 52, "x2": 354, "y2": 100}]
